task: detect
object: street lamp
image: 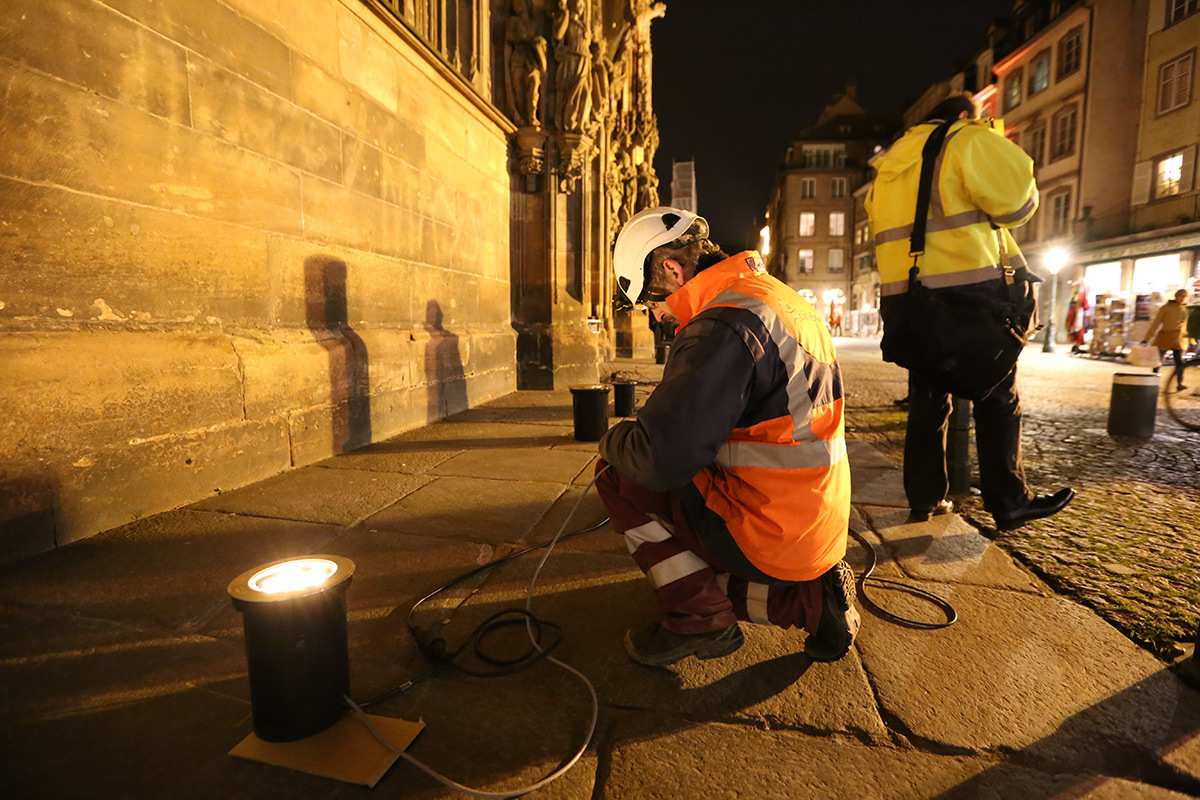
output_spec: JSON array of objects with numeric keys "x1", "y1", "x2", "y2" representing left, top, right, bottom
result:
[{"x1": 1043, "y1": 248, "x2": 1068, "y2": 353}]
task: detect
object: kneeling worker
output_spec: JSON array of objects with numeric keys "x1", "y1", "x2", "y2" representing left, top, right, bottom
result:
[{"x1": 596, "y1": 206, "x2": 858, "y2": 667}]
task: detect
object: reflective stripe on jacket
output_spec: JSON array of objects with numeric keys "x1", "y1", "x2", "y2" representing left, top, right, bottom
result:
[
  {"x1": 865, "y1": 118, "x2": 1038, "y2": 297},
  {"x1": 600, "y1": 251, "x2": 850, "y2": 582}
]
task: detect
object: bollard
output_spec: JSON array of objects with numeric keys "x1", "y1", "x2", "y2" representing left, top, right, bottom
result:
[
  {"x1": 654, "y1": 343, "x2": 669, "y2": 364},
  {"x1": 612, "y1": 381, "x2": 636, "y2": 417},
  {"x1": 1107, "y1": 372, "x2": 1160, "y2": 438},
  {"x1": 569, "y1": 384, "x2": 611, "y2": 441},
  {"x1": 947, "y1": 396, "x2": 972, "y2": 495}
]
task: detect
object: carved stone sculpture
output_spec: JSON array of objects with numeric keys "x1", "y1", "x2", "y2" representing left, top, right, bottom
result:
[
  {"x1": 504, "y1": 0, "x2": 547, "y2": 128},
  {"x1": 552, "y1": 0, "x2": 592, "y2": 133}
]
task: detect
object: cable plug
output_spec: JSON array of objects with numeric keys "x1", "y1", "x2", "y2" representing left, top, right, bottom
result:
[{"x1": 412, "y1": 627, "x2": 449, "y2": 662}]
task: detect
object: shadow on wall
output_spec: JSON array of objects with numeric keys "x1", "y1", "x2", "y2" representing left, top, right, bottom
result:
[
  {"x1": 304, "y1": 256, "x2": 371, "y2": 454},
  {"x1": 424, "y1": 300, "x2": 468, "y2": 422}
]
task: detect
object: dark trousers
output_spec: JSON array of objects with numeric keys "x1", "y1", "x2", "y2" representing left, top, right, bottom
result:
[
  {"x1": 904, "y1": 367, "x2": 1029, "y2": 517},
  {"x1": 1160, "y1": 349, "x2": 1185, "y2": 389}
]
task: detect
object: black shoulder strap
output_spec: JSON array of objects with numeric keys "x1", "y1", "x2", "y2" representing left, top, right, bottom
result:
[{"x1": 908, "y1": 119, "x2": 958, "y2": 270}]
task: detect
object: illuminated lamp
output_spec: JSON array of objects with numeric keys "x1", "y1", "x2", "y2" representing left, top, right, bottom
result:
[{"x1": 228, "y1": 555, "x2": 356, "y2": 742}]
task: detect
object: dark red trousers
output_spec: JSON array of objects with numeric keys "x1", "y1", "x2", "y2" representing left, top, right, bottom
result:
[{"x1": 595, "y1": 461, "x2": 822, "y2": 635}]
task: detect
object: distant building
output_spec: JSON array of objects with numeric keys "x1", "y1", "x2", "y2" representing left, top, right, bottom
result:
[
  {"x1": 671, "y1": 159, "x2": 697, "y2": 213},
  {"x1": 763, "y1": 80, "x2": 897, "y2": 323},
  {"x1": 978, "y1": 0, "x2": 1198, "y2": 348}
]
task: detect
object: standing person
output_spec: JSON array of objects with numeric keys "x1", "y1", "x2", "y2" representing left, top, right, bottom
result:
[
  {"x1": 865, "y1": 93, "x2": 1074, "y2": 530},
  {"x1": 596, "y1": 206, "x2": 858, "y2": 667},
  {"x1": 1144, "y1": 289, "x2": 1190, "y2": 390}
]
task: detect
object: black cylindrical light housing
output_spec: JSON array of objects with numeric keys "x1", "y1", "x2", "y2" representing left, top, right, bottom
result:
[{"x1": 228, "y1": 555, "x2": 356, "y2": 742}]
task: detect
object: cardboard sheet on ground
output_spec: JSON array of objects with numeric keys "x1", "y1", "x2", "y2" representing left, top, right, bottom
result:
[{"x1": 230, "y1": 713, "x2": 425, "y2": 787}]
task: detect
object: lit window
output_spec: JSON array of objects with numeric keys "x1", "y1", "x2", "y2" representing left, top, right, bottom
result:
[
  {"x1": 799, "y1": 213, "x2": 815, "y2": 237},
  {"x1": 1030, "y1": 51, "x2": 1051, "y2": 95},
  {"x1": 1158, "y1": 53, "x2": 1194, "y2": 115},
  {"x1": 1025, "y1": 125, "x2": 1046, "y2": 167},
  {"x1": 1050, "y1": 190, "x2": 1072, "y2": 237},
  {"x1": 829, "y1": 248, "x2": 844, "y2": 273},
  {"x1": 801, "y1": 178, "x2": 816, "y2": 199},
  {"x1": 829, "y1": 212, "x2": 845, "y2": 236},
  {"x1": 798, "y1": 249, "x2": 814, "y2": 274},
  {"x1": 1167, "y1": 0, "x2": 1199, "y2": 26},
  {"x1": 1004, "y1": 68, "x2": 1023, "y2": 111},
  {"x1": 831, "y1": 177, "x2": 846, "y2": 198},
  {"x1": 1057, "y1": 27, "x2": 1083, "y2": 80},
  {"x1": 1050, "y1": 105, "x2": 1077, "y2": 161},
  {"x1": 1156, "y1": 152, "x2": 1184, "y2": 198}
]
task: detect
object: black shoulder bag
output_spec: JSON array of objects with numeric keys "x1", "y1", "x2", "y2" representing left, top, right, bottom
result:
[{"x1": 879, "y1": 120, "x2": 1041, "y2": 401}]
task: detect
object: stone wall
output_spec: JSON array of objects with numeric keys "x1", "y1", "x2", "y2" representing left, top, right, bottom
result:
[{"x1": 0, "y1": 0, "x2": 516, "y2": 560}]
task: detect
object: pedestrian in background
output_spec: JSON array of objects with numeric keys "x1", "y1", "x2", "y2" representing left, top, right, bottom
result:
[
  {"x1": 866, "y1": 92, "x2": 1074, "y2": 531},
  {"x1": 1144, "y1": 289, "x2": 1190, "y2": 390}
]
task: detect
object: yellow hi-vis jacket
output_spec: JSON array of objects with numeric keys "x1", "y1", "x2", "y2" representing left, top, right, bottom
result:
[{"x1": 865, "y1": 119, "x2": 1038, "y2": 298}]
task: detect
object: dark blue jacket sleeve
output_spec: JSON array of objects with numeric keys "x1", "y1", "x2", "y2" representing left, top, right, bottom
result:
[{"x1": 599, "y1": 315, "x2": 756, "y2": 492}]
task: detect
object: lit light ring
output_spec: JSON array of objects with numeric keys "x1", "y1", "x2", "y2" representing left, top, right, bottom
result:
[
  {"x1": 228, "y1": 554, "x2": 355, "y2": 604},
  {"x1": 248, "y1": 558, "x2": 339, "y2": 594}
]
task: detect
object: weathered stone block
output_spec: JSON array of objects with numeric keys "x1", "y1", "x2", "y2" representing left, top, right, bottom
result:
[
  {"x1": 0, "y1": 0, "x2": 190, "y2": 124},
  {"x1": 0, "y1": 65, "x2": 303, "y2": 234},
  {"x1": 226, "y1": 0, "x2": 340, "y2": 76},
  {"x1": 0, "y1": 177, "x2": 271, "y2": 325},
  {"x1": 187, "y1": 56, "x2": 342, "y2": 183},
  {"x1": 266, "y1": 236, "x2": 422, "y2": 328},
  {"x1": 298, "y1": 173, "x2": 386, "y2": 254},
  {"x1": 0, "y1": 331, "x2": 243, "y2": 457},
  {"x1": 288, "y1": 401, "x2": 374, "y2": 466},
  {"x1": 101, "y1": 0, "x2": 292, "y2": 98},
  {"x1": 336, "y1": 6, "x2": 399, "y2": 111},
  {"x1": 51, "y1": 417, "x2": 292, "y2": 545},
  {"x1": 291, "y1": 55, "x2": 427, "y2": 167},
  {"x1": 342, "y1": 134, "x2": 383, "y2": 198},
  {"x1": 233, "y1": 331, "x2": 352, "y2": 420}
]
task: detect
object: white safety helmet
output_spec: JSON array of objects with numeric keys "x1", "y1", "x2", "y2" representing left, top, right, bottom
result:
[{"x1": 612, "y1": 206, "x2": 706, "y2": 305}]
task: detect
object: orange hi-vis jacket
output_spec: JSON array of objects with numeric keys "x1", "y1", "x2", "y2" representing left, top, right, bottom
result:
[{"x1": 601, "y1": 251, "x2": 850, "y2": 582}]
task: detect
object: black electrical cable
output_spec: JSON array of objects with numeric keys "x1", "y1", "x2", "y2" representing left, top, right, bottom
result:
[
  {"x1": 355, "y1": 516, "x2": 611, "y2": 709},
  {"x1": 848, "y1": 527, "x2": 957, "y2": 630}
]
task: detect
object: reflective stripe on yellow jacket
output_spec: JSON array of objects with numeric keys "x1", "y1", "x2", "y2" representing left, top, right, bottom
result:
[
  {"x1": 865, "y1": 119, "x2": 1038, "y2": 297},
  {"x1": 666, "y1": 254, "x2": 851, "y2": 581}
]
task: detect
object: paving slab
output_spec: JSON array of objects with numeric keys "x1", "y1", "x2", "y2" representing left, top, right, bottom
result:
[
  {"x1": 190, "y1": 465, "x2": 431, "y2": 525},
  {"x1": 314, "y1": 443, "x2": 463, "y2": 473},
  {"x1": 359, "y1": 476, "x2": 569, "y2": 545},
  {"x1": 848, "y1": 439, "x2": 895, "y2": 468},
  {"x1": 525, "y1": 485, "x2": 615, "y2": 553},
  {"x1": 0, "y1": 603, "x2": 245, "y2": 723},
  {"x1": 861, "y1": 505, "x2": 1044, "y2": 592},
  {"x1": 851, "y1": 464, "x2": 909, "y2": 508},
  {"x1": 432, "y1": 446, "x2": 596, "y2": 485},
  {"x1": 389, "y1": 420, "x2": 576, "y2": 450},
  {"x1": 462, "y1": 551, "x2": 892, "y2": 742},
  {"x1": 365, "y1": 670, "x2": 598, "y2": 799},
  {"x1": 598, "y1": 719, "x2": 1194, "y2": 800},
  {"x1": 0, "y1": 509, "x2": 340, "y2": 630},
  {"x1": 854, "y1": 581, "x2": 1200, "y2": 778}
]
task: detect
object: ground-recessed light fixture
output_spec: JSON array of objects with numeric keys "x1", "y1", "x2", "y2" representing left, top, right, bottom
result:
[{"x1": 228, "y1": 554, "x2": 356, "y2": 742}]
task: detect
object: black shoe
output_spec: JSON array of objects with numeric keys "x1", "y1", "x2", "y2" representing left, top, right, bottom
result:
[
  {"x1": 624, "y1": 622, "x2": 743, "y2": 667},
  {"x1": 804, "y1": 560, "x2": 861, "y2": 663},
  {"x1": 993, "y1": 488, "x2": 1076, "y2": 531},
  {"x1": 909, "y1": 499, "x2": 953, "y2": 522}
]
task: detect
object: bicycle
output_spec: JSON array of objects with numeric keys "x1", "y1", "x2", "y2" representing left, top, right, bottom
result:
[{"x1": 1163, "y1": 351, "x2": 1200, "y2": 431}]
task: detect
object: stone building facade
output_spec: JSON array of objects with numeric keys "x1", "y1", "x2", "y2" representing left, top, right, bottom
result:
[
  {"x1": 0, "y1": 0, "x2": 664, "y2": 560},
  {"x1": 763, "y1": 84, "x2": 894, "y2": 323}
]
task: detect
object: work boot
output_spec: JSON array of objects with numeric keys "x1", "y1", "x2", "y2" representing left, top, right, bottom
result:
[
  {"x1": 624, "y1": 622, "x2": 743, "y2": 667},
  {"x1": 804, "y1": 560, "x2": 860, "y2": 662}
]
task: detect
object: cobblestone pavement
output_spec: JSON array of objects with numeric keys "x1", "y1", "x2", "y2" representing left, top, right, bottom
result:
[{"x1": 836, "y1": 337, "x2": 1200, "y2": 657}]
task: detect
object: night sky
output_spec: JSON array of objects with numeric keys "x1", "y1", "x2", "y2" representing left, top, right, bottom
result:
[{"x1": 651, "y1": 0, "x2": 1015, "y2": 249}]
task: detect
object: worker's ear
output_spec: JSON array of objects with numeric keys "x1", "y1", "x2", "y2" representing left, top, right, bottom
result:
[{"x1": 662, "y1": 258, "x2": 686, "y2": 286}]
